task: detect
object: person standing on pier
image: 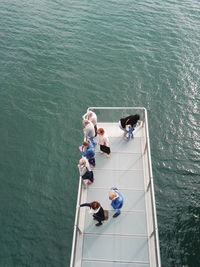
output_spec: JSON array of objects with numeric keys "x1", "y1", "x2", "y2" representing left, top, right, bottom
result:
[
  {"x1": 79, "y1": 141, "x2": 96, "y2": 168},
  {"x1": 82, "y1": 110, "x2": 98, "y2": 136},
  {"x1": 118, "y1": 114, "x2": 140, "y2": 139},
  {"x1": 82, "y1": 119, "x2": 96, "y2": 147},
  {"x1": 97, "y1": 128, "x2": 111, "y2": 156},
  {"x1": 109, "y1": 187, "x2": 124, "y2": 218},
  {"x1": 77, "y1": 157, "x2": 94, "y2": 185},
  {"x1": 77, "y1": 201, "x2": 105, "y2": 226}
]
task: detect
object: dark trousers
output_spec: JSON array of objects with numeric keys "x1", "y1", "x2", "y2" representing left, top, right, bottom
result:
[
  {"x1": 93, "y1": 207, "x2": 105, "y2": 223},
  {"x1": 88, "y1": 158, "x2": 95, "y2": 167}
]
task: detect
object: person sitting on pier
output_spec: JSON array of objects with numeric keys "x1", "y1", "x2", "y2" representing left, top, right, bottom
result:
[
  {"x1": 97, "y1": 128, "x2": 111, "y2": 156},
  {"x1": 82, "y1": 119, "x2": 97, "y2": 147},
  {"x1": 118, "y1": 114, "x2": 140, "y2": 139},
  {"x1": 109, "y1": 187, "x2": 124, "y2": 218},
  {"x1": 77, "y1": 201, "x2": 105, "y2": 226},
  {"x1": 82, "y1": 110, "x2": 98, "y2": 136},
  {"x1": 77, "y1": 157, "x2": 94, "y2": 185},
  {"x1": 79, "y1": 141, "x2": 96, "y2": 168}
]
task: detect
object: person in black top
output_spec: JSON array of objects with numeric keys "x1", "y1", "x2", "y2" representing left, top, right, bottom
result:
[
  {"x1": 77, "y1": 201, "x2": 105, "y2": 226},
  {"x1": 119, "y1": 114, "x2": 140, "y2": 138}
]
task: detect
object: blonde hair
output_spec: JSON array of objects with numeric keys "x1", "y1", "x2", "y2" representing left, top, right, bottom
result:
[{"x1": 79, "y1": 158, "x2": 86, "y2": 165}]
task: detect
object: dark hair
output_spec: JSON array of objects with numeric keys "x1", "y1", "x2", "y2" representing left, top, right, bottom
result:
[
  {"x1": 135, "y1": 114, "x2": 140, "y2": 120},
  {"x1": 90, "y1": 201, "x2": 100, "y2": 210}
]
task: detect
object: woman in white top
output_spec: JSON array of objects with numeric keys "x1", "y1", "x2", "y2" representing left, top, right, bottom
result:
[
  {"x1": 97, "y1": 128, "x2": 111, "y2": 156},
  {"x1": 82, "y1": 111, "x2": 97, "y2": 136},
  {"x1": 77, "y1": 157, "x2": 94, "y2": 184},
  {"x1": 77, "y1": 201, "x2": 105, "y2": 226}
]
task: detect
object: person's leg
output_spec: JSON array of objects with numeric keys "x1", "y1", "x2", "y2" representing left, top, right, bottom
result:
[
  {"x1": 93, "y1": 214, "x2": 102, "y2": 226},
  {"x1": 89, "y1": 158, "x2": 95, "y2": 167},
  {"x1": 95, "y1": 218, "x2": 102, "y2": 226},
  {"x1": 127, "y1": 125, "x2": 136, "y2": 140},
  {"x1": 113, "y1": 203, "x2": 123, "y2": 218},
  {"x1": 113, "y1": 210, "x2": 121, "y2": 217}
]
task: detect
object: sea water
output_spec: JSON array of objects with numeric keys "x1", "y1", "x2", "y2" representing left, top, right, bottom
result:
[{"x1": 0, "y1": 0, "x2": 199, "y2": 266}]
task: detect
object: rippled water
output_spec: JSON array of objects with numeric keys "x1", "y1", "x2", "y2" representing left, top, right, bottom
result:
[{"x1": 0, "y1": 0, "x2": 199, "y2": 266}]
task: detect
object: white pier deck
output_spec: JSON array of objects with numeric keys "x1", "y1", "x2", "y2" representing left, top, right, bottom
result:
[{"x1": 70, "y1": 108, "x2": 161, "y2": 267}]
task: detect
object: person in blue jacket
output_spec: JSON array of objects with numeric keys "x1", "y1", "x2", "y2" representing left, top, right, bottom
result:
[
  {"x1": 109, "y1": 187, "x2": 124, "y2": 218},
  {"x1": 79, "y1": 140, "x2": 96, "y2": 167}
]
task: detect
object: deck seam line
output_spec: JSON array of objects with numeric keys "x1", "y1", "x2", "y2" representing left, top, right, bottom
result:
[
  {"x1": 82, "y1": 258, "x2": 149, "y2": 264},
  {"x1": 88, "y1": 187, "x2": 145, "y2": 191},
  {"x1": 83, "y1": 233, "x2": 148, "y2": 237}
]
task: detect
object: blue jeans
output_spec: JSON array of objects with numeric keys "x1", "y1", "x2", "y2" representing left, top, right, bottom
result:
[
  {"x1": 88, "y1": 136, "x2": 97, "y2": 147},
  {"x1": 127, "y1": 124, "x2": 136, "y2": 140}
]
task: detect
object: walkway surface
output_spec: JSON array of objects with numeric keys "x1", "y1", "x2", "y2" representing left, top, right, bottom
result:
[{"x1": 71, "y1": 117, "x2": 160, "y2": 267}]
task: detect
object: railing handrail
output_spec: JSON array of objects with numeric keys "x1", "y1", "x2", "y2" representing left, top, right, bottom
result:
[
  {"x1": 70, "y1": 177, "x2": 83, "y2": 267},
  {"x1": 143, "y1": 108, "x2": 162, "y2": 267}
]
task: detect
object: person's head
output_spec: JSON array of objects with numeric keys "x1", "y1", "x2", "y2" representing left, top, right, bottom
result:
[
  {"x1": 82, "y1": 141, "x2": 89, "y2": 147},
  {"x1": 82, "y1": 119, "x2": 90, "y2": 126},
  {"x1": 90, "y1": 201, "x2": 100, "y2": 210},
  {"x1": 97, "y1": 128, "x2": 105, "y2": 135},
  {"x1": 87, "y1": 111, "x2": 93, "y2": 118},
  {"x1": 109, "y1": 190, "x2": 117, "y2": 200},
  {"x1": 79, "y1": 158, "x2": 86, "y2": 166}
]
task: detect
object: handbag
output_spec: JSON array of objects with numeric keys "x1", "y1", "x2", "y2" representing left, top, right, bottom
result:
[
  {"x1": 100, "y1": 145, "x2": 111, "y2": 154},
  {"x1": 104, "y1": 210, "x2": 109, "y2": 220}
]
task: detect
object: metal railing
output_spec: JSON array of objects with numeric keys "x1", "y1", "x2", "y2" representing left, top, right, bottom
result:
[
  {"x1": 69, "y1": 177, "x2": 83, "y2": 267},
  {"x1": 143, "y1": 108, "x2": 161, "y2": 267}
]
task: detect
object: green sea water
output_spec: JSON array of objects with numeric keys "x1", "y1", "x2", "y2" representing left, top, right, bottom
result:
[{"x1": 0, "y1": 0, "x2": 199, "y2": 266}]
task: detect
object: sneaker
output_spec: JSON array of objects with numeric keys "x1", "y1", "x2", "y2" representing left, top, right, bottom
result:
[
  {"x1": 113, "y1": 212, "x2": 120, "y2": 218},
  {"x1": 95, "y1": 222, "x2": 102, "y2": 226}
]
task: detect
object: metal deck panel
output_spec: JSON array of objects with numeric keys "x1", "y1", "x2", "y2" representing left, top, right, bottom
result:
[
  {"x1": 82, "y1": 262, "x2": 149, "y2": 267},
  {"x1": 91, "y1": 169, "x2": 144, "y2": 190},
  {"x1": 82, "y1": 234, "x2": 149, "y2": 262},
  {"x1": 108, "y1": 137, "x2": 142, "y2": 153},
  {"x1": 84, "y1": 210, "x2": 147, "y2": 236},
  {"x1": 95, "y1": 152, "x2": 143, "y2": 171}
]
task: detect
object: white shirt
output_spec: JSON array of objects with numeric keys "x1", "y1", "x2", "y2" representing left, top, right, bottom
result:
[
  {"x1": 97, "y1": 134, "x2": 109, "y2": 146},
  {"x1": 83, "y1": 121, "x2": 95, "y2": 138},
  {"x1": 82, "y1": 111, "x2": 97, "y2": 126}
]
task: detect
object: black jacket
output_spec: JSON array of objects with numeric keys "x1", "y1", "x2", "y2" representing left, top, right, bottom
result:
[
  {"x1": 120, "y1": 114, "x2": 140, "y2": 128},
  {"x1": 80, "y1": 203, "x2": 105, "y2": 221}
]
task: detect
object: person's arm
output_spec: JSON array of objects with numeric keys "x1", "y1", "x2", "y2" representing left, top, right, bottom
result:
[
  {"x1": 81, "y1": 150, "x2": 87, "y2": 157},
  {"x1": 83, "y1": 127, "x2": 88, "y2": 139},
  {"x1": 103, "y1": 136, "x2": 109, "y2": 147},
  {"x1": 82, "y1": 112, "x2": 88, "y2": 120},
  {"x1": 78, "y1": 165, "x2": 87, "y2": 176},
  {"x1": 80, "y1": 203, "x2": 91, "y2": 208},
  {"x1": 91, "y1": 113, "x2": 97, "y2": 125}
]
